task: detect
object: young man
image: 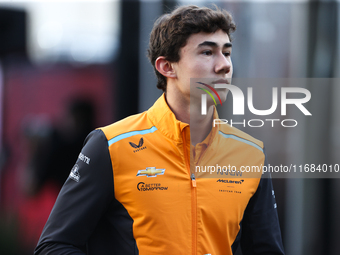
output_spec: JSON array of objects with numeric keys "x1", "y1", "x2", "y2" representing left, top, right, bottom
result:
[{"x1": 35, "y1": 5, "x2": 285, "y2": 255}]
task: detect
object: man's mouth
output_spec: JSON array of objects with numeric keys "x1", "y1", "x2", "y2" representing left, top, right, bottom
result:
[{"x1": 212, "y1": 78, "x2": 230, "y2": 85}]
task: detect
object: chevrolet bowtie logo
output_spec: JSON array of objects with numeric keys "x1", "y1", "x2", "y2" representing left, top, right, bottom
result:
[{"x1": 136, "y1": 167, "x2": 165, "y2": 177}]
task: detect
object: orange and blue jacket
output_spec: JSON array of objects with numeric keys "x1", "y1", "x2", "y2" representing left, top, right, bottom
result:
[{"x1": 35, "y1": 94, "x2": 285, "y2": 255}]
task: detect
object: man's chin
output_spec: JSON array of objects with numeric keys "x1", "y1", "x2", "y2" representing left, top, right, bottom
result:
[{"x1": 216, "y1": 89, "x2": 229, "y2": 105}]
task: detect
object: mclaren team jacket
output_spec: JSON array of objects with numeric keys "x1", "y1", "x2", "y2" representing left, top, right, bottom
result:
[{"x1": 35, "y1": 94, "x2": 285, "y2": 255}]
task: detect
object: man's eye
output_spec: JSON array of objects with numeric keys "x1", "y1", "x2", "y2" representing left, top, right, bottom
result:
[
  {"x1": 223, "y1": 52, "x2": 231, "y2": 57},
  {"x1": 202, "y1": 50, "x2": 212, "y2": 56}
]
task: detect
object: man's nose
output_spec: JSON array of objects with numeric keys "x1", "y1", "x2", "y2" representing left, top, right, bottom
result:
[{"x1": 215, "y1": 53, "x2": 232, "y2": 74}]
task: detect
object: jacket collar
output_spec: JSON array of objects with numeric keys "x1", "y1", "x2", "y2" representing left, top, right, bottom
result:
[
  {"x1": 148, "y1": 94, "x2": 220, "y2": 145},
  {"x1": 148, "y1": 94, "x2": 189, "y2": 142}
]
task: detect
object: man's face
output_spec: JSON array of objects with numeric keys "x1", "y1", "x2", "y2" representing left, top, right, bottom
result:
[{"x1": 171, "y1": 29, "x2": 233, "y2": 105}]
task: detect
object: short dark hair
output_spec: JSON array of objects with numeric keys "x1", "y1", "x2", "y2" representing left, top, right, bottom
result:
[{"x1": 148, "y1": 5, "x2": 236, "y2": 92}]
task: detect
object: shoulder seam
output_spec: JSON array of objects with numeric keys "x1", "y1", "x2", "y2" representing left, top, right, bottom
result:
[
  {"x1": 218, "y1": 131, "x2": 264, "y2": 153},
  {"x1": 107, "y1": 126, "x2": 157, "y2": 146}
]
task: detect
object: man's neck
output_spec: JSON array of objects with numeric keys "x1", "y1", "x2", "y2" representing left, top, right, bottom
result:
[{"x1": 165, "y1": 92, "x2": 214, "y2": 146}]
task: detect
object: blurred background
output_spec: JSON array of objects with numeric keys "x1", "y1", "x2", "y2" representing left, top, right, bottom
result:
[{"x1": 0, "y1": 0, "x2": 339, "y2": 254}]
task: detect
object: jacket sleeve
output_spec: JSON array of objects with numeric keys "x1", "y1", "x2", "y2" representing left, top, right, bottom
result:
[
  {"x1": 240, "y1": 151, "x2": 285, "y2": 255},
  {"x1": 34, "y1": 129, "x2": 114, "y2": 254}
]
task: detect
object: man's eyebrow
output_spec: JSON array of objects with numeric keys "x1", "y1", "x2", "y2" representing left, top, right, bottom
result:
[{"x1": 197, "y1": 41, "x2": 232, "y2": 48}]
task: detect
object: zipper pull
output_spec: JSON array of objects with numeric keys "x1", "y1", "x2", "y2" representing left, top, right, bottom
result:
[{"x1": 191, "y1": 173, "x2": 196, "y2": 187}]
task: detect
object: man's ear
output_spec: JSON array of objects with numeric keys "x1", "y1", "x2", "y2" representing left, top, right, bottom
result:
[{"x1": 155, "y1": 56, "x2": 177, "y2": 78}]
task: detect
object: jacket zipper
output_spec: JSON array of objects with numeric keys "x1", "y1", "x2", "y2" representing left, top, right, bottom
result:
[{"x1": 182, "y1": 129, "x2": 197, "y2": 255}]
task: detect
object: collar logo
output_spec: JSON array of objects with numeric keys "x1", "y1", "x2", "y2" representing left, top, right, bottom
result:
[{"x1": 136, "y1": 167, "x2": 165, "y2": 177}]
